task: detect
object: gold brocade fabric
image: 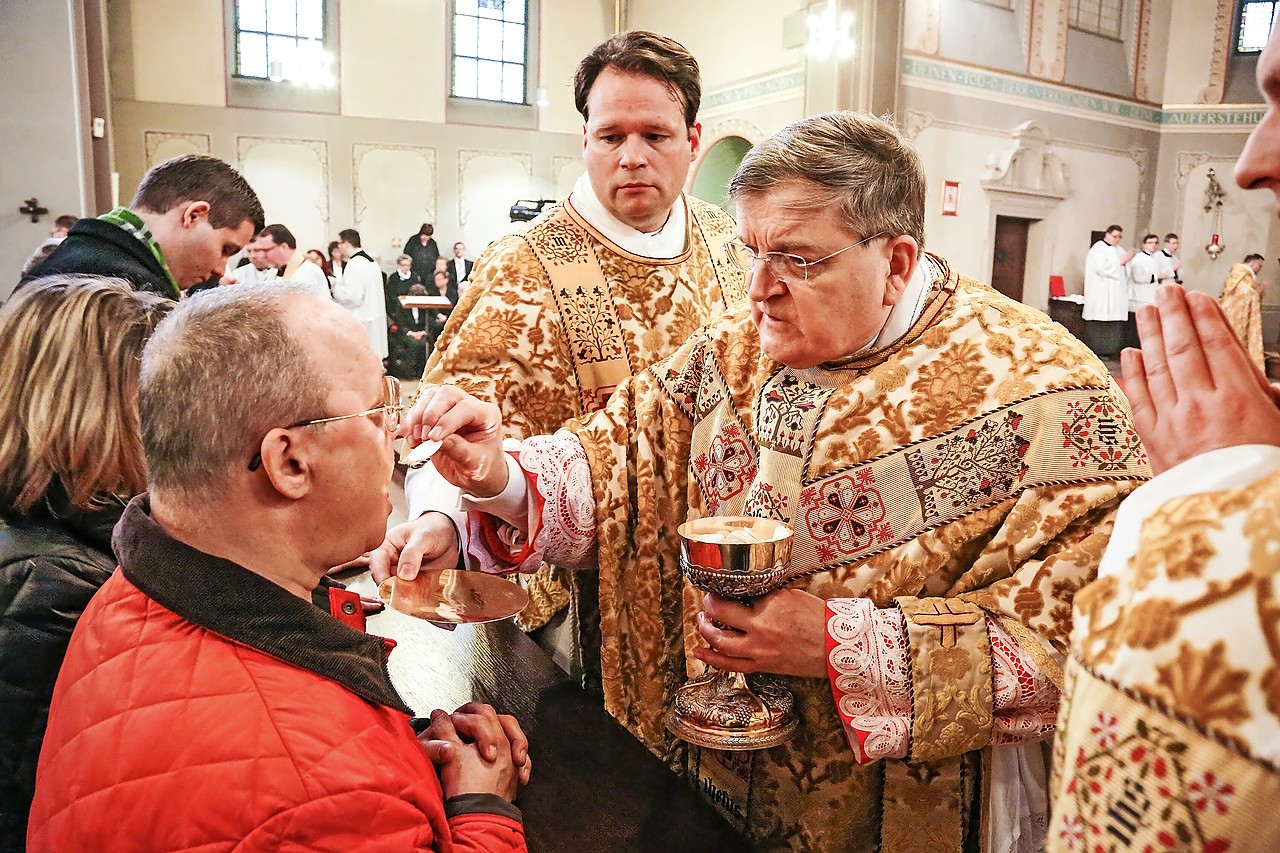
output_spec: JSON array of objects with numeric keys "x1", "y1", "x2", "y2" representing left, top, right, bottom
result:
[
  {"x1": 422, "y1": 195, "x2": 743, "y2": 631},
  {"x1": 1219, "y1": 263, "x2": 1265, "y2": 371},
  {"x1": 1048, "y1": 471, "x2": 1280, "y2": 852},
  {"x1": 572, "y1": 260, "x2": 1149, "y2": 852}
]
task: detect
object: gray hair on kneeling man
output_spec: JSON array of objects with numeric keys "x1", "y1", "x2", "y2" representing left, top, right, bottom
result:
[{"x1": 138, "y1": 280, "x2": 330, "y2": 503}]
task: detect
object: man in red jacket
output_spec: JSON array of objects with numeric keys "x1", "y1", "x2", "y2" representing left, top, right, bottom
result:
[{"x1": 28, "y1": 281, "x2": 529, "y2": 852}]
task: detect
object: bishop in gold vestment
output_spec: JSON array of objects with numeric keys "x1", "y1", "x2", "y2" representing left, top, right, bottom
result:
[{"x1": 405, "y1": 112, "x2": 1150, "y2": 852}]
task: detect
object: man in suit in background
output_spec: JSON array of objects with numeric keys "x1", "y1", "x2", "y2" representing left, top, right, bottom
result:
[{"x1": 449, "y1": 242, "x2": 474, "y2": 291}]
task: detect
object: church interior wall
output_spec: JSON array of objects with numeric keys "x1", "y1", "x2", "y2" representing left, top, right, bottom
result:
[
  {"x1": 1224, "y1": 54, "x2": 1263, "y2": 104},
  {"x1": 1162, "y1": 0, "x2": 1231, "y2": 104},
  {"x1": 625, "y1": 0, "x2": 803, "y2": 93},
  {"x1": 1062, "y1": 29, "x2": 1134, "y2": 99},
  {"x1": 934, "y1": 0, "x2": 1024, "y2": 76},
  {"x1": 912, "y1": 120, "x2": 1141, "y2": 309},
  {"x1": 110, "y1": 97, "x2": 582, "y2": 268},
  {"x1": 1, "y1": 0, "x2": 96, "y2": 303},
  {"x1": 103, "y1": 0, "x2": 605, "y2": 266}
]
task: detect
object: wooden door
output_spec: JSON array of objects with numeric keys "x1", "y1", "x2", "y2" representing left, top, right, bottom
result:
[{"x1": 991, "y1": 216, "x2": 1032, "y2": 303}]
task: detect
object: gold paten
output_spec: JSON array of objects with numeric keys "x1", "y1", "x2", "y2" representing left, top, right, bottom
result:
[
  {"x1": 378, "y1": 570, "x2": 529, "y2": 624},
  {"x1": 666, "y1": 516, "x2": 801, "y2": 751}
]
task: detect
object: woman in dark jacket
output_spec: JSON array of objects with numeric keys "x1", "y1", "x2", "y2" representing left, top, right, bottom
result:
[{"x1": 0, "y1": 275, "x2": 170, "y2": 851}]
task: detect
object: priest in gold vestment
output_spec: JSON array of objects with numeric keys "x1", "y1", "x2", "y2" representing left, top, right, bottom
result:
[
  {"x1": 395, "y1": 112, "x2": 1149, "y2": 852},
  {"x1": 391, "y1": 32, "x2": 745, "y2": 665},
  {"x1": 1217, "y1": 254, "x2": 1267, "y2": 371}
]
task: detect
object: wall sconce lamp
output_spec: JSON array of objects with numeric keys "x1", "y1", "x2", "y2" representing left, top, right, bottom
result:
[
  {"x1": 1204, "y1": 167, "x2": 1227, "y2": 261},
  {"x1": 535, "y1": 86, "x2": 550, "y2": 109}
]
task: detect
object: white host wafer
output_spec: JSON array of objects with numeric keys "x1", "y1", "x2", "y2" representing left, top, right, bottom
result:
[{"x1": 403, "y1": 438, "x2": 442, "y2": 468}]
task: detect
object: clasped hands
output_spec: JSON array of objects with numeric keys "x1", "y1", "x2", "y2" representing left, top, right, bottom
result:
[
  {"x1": 1122, "y1": 285, "x2": 1280, "y2": 473},
  {"x1": 420, "y1": 702, "x2": 531, "y2": 802}
]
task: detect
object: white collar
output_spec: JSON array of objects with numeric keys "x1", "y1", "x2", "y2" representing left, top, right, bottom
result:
[
  {"x1": 850, "y1": 255, "x2": 936, "y2": 356},
  {"x1": 568, "y1": 173, "x2": 687, "y2": 259}
]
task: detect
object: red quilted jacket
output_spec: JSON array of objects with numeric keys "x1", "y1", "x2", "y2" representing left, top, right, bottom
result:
[{"x1": 27, "y1": 498, "x2": 526, "y2": 853}]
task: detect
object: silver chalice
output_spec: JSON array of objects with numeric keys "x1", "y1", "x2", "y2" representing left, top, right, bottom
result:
[{"x1": 666, "y1": 516, "x2": 800, "y2": 751}]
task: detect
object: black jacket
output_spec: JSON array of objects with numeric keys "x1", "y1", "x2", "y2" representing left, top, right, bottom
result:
[
  {"x1": 20, "y1": 218, "x2": 179, "y2": 300},
  {"x1": 403, "y1": 235, "x2": 440, "y2": 280},
  {"x1": 0, "y1": 491, "x2": 121, "y2": 852}
]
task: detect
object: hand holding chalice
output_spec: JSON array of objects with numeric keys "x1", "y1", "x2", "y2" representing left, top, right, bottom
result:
[{"x1": 666, "y1": 516, "x2": 800, "y2": 751}]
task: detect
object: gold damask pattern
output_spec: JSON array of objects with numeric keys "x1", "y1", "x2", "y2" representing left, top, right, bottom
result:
[
  {"x1": 575, "y1": 265, "x2": 1147, "y2": 851},
  {"x1": 1050, "y1": 469, "x2": 1280, "y2": 851},
  {"x1": 899, "y1": 597, "x2": 993, "y2": 764},
  {"x1": 424, "y1": 195, "x2": 743, "y2": 630}
]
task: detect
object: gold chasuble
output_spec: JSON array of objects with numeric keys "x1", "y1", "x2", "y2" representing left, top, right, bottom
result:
[
  {"x1": 424, "y1": 195, "x2": 744, "y2": 629},
  {"x1": 1219, "y1": 263, "x2": 1266, "y2": 371},
  {"x1": 1049, "y1": 465, "x2": 1280, "y2": 852},
  {"x1": 572, "y1": 259, "x2": 1149, "y2": 852}
]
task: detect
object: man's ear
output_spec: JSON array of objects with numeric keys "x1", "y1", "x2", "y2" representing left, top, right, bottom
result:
[
  {"x1": 256, "y1": 428, "x2": 312, "y2": 500},
  {"x1": 883, "y1": 235, "x2": 920, "y2": 308},
  {"x1": 181, "y1": 200, "x2": 212, "y2": 229},
  {"x1": 688, "y1": 121, "x2": 703, "y2": 161}
]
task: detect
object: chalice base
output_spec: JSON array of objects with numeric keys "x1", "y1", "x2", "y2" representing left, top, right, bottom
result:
[{"x1": 666, "y1": 667, "x2": 798, "y2": 751}]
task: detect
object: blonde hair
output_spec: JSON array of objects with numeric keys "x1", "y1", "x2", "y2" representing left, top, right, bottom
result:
[
  {"x1": 0, "y1": 276, "x2": 172, "y2": 514},
  {"x1": 728, "y1": 111, "x2": 927, "y2": 248}
]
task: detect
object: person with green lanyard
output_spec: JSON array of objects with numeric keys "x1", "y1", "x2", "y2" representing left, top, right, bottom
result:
[{"x1": 21, "y1": 154, "x2": 264, "y2": 301}]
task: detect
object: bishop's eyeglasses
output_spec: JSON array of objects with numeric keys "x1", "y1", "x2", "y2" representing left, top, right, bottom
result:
[
  {"x1": 723, "y1": 232, "x2": 885, "y2": 283},
  {"x1": 248, "y1": 375, "x2": 403, "y2": 471}
]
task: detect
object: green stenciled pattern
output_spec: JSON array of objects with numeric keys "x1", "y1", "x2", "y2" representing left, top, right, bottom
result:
[{"x1": 902, "y1": 56, "x2": 1264, "y2": 128}]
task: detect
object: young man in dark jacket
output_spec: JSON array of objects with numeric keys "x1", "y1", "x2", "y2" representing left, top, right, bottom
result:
[{"x1": 22, "y1": 154, "x2": 264, "y2": 300}]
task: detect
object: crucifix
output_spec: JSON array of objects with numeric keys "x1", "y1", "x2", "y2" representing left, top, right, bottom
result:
[{"x1": 19, "y1": 197, "x2": 49, "y2": 223}]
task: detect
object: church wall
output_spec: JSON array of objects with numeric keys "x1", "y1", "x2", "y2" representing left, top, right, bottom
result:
[
  {"x1": 104, "y1": 0, "x2": 604, "y2": 266},
  {"x1": 900, "y1": 56, "x2": 1158, "y2": 309},
  {"x1": 339, "y1": 0, "x2": 447, "y2": 124},
  {"x1": 934, "y1": 0, "x2": 1023, "y2": 75},
  {"x1": 122, "y1": 0, "x2": 225, "y2": 107},
  {"x1": 625, "y1": 0, "x2": 800, "y2": 92},
  {"x1": 538, "y1": 0, "x2": 612, "y2": 134},
  {"x1": 911, "y1": 120, "x2": 1140, "y2": 311},
  {"x1": 110, "y1": 98, "x2": 581, "y2": 267},
  {"x1": 1062, "y1": 29, "x2": 1133, "y2": 99},
  {"x1": 1162, "y1": 0, "x2": 1231, "y2": 104},
  {"x1": 2, "y1": 0, "x2": 99, "y2": 302}
]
